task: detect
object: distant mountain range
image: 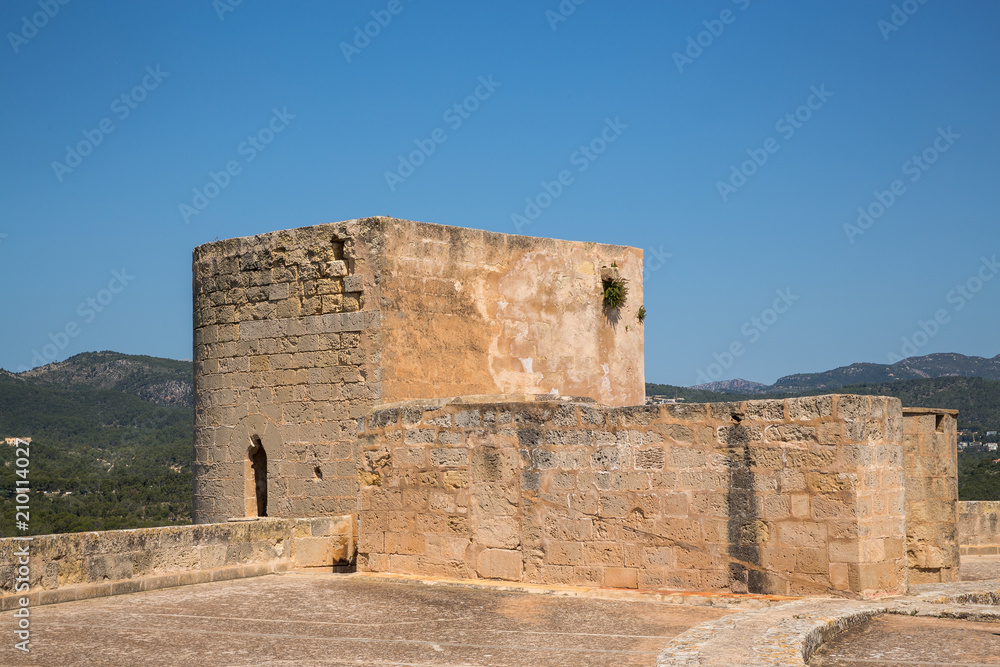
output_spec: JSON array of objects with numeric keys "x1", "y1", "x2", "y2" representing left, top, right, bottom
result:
[
  {"x1": 690, "y1": 353, "x2": 1000, "y2": 394},
  {"x1": 692, "y1": 378, "x2": 770, "y2": 394},
  {"x1": 12, "y1": 351, "x2": 193, "y2": 407}
]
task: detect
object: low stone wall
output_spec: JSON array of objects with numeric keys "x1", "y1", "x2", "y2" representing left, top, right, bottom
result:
[
  {"x1": 902, "y1": 408, "x2": 959, "y2": 583},
  {"x1": 357, "y1": 394, "x2": 908, "y2": 599},
  {"x1": 959, "y1": 501, "x2": 1000, "y2": 555},
  {"x1": 0, "y1": 516, "x2": 355, "y2": 610}
]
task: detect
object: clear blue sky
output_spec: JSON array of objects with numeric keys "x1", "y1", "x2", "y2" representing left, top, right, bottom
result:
[{"x1": 2, "y1": 0, "x2": 998, "y2": 386}]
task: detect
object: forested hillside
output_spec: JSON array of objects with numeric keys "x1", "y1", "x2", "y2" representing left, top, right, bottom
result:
[{"x1": 0, "y1": 358, "x2": 192, "y2": 536}]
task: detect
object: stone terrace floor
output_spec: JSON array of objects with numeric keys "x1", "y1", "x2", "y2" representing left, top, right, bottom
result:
[
  {"x1": 0, "y1": 573, "x2": 735, "y2": 666},
  {"x1": 810, "y1": 614, "x2": 1000, "y2": 666},
  {"x1": 809, "y1": 556, "x2": 1000, "y2": 667},
  {"x1": 3, "y1": 558, "x2": 999, "y2": 666}
]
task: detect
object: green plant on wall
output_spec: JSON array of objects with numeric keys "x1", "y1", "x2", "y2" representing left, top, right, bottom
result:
[
  {"x1": 602, "y1": 276, "x2": 629, "y2": 310},
  {"x1": 637, "y1": 305, "x2": 646, "y2": 323}
]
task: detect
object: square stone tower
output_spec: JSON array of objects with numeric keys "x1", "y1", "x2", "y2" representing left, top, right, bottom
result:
[{"x1": 192, "y1": 217, "x2": 644, "y2": 523}]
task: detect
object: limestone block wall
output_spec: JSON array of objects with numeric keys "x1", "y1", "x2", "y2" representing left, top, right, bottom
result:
[
  {"x1": 959, "y1": 501, "x2": 1000, "y2": 555},
  {"x1": 901, "y1": 408, "x2": 960, "y2": 583},
  {"x1": 193, "y1": 217, "x2": 643, "y2": 523},
  {"x1": 0, "y1": 517, "x2": 355, "y2": 611},
  {"x1": 357, "y1": 394, "x2": 908, "y2": 599}
]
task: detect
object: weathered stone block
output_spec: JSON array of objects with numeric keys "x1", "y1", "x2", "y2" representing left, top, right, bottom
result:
[
  {"x1": 604, "y1": 567, "x2": 638, "y2": 589},
  {"x1": 476, "y1": 549, "x2": 522, "y2": 581}
]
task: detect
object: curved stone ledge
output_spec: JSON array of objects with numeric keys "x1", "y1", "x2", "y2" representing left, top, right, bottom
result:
[
  {"x1": 656, "y1": 599, "x2": 887, "y2": 666},
  {"x1": 656, "y1": 581, "x2": 1000, "y2": 666}
]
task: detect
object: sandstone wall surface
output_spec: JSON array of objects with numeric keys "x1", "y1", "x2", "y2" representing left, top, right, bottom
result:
[
  {"x1": 357, "y1": 394, "x2": 908, "y2": 599},
  {"x1": 0, "y1": 517, "x2": 354, "y2": 611},
  {"x1": 901, "y1": 408, "x2": 959, "y2": 583},
  {"x1": 959, "y1": 501, "x2": 1000, "y2": 555},
  {"x1": 377, "y1": 221, "x2": 644, "y2": 406}
]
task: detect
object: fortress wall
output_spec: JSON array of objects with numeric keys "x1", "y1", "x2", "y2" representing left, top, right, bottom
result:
[
  {"x1": 376, "y1": 221, "x2": 644, "y2": 407},
  {"x1": 357, "y1": 394, "x2": 908, "y2": 599},
  {"x1": 0, "y1": 517, "x2": 355, "y2": 611},
  {"x1": 902, "y1": 408, "x2": 960, "y2": 583},
  {"x1": 193, "y1": 218, "x2": 644, "y2": 524},
  {"x1": 959, "y1": 501, "x2": 1000, "y2": 555}
]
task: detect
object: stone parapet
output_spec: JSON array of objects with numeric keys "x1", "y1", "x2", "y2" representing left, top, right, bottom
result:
[
  {"x1": 0, "y1": 516, "x2": 355, "y2": 610},
  {"x1": 357, "y1": 394, "x2": 908, "y2": 599},
  {"x1": 959, "y1": 501, "x2": 1000, "y2": 555}
]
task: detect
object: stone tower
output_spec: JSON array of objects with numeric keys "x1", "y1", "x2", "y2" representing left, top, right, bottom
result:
[{"x1": 192, "y1": 217, "x2": 644, "y2": 523}]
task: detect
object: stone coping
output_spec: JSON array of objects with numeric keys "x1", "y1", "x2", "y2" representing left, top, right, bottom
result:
[
  {"x1": 0, "y1": 560, "x2": 291, "y2": 612},
  {"x1": 901, "y1": 407, "x2": 960, "y2": 415},
  {"x1": 372, "y1": 394, "x2": 597, "y2": 411},
  {"x1": 655, "y1": 580, "x2": 1000, "y2": 666}
]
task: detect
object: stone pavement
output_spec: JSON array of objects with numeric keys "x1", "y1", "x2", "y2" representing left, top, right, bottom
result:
[
  {"x1": 0, "y1": 572, "x2": 735, "y2": 666},
  {"x1": 654, "y1": 558, "x2": 1000, "y2": 666},
  {"x1": 810, "y1": 614, "x2": 1000, "y2": 666},
  {"x1": 2, "y1": 560, "x2": 998, "y2": 666}
]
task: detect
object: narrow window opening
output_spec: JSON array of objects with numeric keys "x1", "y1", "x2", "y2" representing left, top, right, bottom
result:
[
  {"x1": 250, "y1": 436, "x2": 268, "y2": 517},
  {"x1": 314, "y1": 466, "x2": 323, "y2": 480},
  {"x1": 935, "y1": 414, "x2": 945, "y2": 433}
]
